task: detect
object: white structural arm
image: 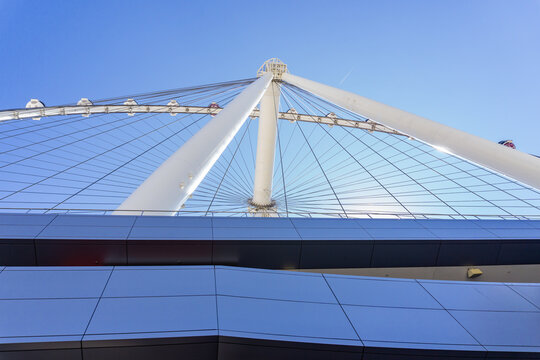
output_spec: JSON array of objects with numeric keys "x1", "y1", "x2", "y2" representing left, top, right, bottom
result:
[
  {"x1": 251, "y1": 82, "x2": 281, "y2": 206},
  {"x1": 114, "y1": 72, "x2": 273, "y2": 215},
  {"x1": 282, "y1": 72, "x2": 540, "y2": 190},
  {"x1": 0, "y1": 104, "x2": 404, "y2": 135},
  {"x1": 0, "y1": 105, "x2": 230, "y2": 121}
]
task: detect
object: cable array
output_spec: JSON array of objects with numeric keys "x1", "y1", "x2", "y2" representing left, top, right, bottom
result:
[
  {"x1": 1, "y1": 78, "x2": 539, "y2": 219},
  {"x1": 0, "y1": 79, "x2": 253, "y2": 213}
]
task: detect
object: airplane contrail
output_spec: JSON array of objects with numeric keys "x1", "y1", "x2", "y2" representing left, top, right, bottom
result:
[{"x1": 339, "y1": 68, "x2": 354, "y2": 85}]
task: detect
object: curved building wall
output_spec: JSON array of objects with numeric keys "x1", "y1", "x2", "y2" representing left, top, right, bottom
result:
[
  {"x1": 1, "y1": 265, "x2": 540, "y2": 359},
  {"x1": 1, "y1": 214, "x2": 540, "y2": 268}
]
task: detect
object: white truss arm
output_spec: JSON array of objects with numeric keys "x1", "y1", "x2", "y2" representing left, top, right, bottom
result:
[
  {"x1": 282, "y1": 72, "x2": 540, "y2": 190},
  {"x1": 0, "y1": 104, "x2": 404, "y2": 135},
  {"x1": 114, "y1": 72, "x2": 273, "y2": 215}
]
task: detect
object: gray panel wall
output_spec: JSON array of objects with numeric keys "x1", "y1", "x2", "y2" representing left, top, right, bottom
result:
[
  {"x1": 1, "y1": 265, "x2": 540, "y2": 359},
  {"x1": 1, "y1": 214, "x2": 540, "y2": 268}
]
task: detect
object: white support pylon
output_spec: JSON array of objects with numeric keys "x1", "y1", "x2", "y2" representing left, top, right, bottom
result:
[
  {"x1": 114, "y1": 72, "x2": 273, "y2": 215},
  {"x1": 282, "y1": 72, "x2": 540, "y2": 191},
  {"x1": 249, "y1": 59, "x2": 287, "y2": 216},
  {"x1": 251, "y1": 81, "x2": 281, "y2": 209}
]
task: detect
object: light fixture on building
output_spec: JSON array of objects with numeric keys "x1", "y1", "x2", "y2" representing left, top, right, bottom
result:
[{"x1": 467, "y1": 268, "x2": 483, "y2": 279}]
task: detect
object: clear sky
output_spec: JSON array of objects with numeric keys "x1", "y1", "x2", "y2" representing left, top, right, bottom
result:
[{"x1": 1, "y1": 0, "x2": 540, "y2": 154}]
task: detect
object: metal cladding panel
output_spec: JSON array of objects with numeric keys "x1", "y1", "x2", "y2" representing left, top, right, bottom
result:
[
  {"x1": 102, "y1": 267, "x2": 215, "y2": 297},
  {"x1": 449, "y1": 311, "x2": 540, "y2": 348},
  {"x1": 343, "y1": 305, "x2": 482, "y2": 348},
  {"x1": 419, "y1": 280, "x2": 539, "y2": 311},
  {"x1": 1, "y1": 265, "x2": 540, "y2": 358},
  {"x1": 0, "y1": 268, "x2": 111, "y2": 299},
  {"x1": 133, "y1": 216, "x2": 212, "y2": 227},
  {"x1": 213, "y1": 217, "x2": 294, "y2": 228},
  {"x1": 414, "y1": 219, "x2": 485, "y2": 229},
  {"x1": 1, "y1": 214, "x2": 540, "y2": 269},
  {"x1": 217, "y1": 295, "x2": 360, "y2": 343},
  {"x1": 213, "y1": 226, "x2": 300, "y2": 240},
  {"x1": 128, "y1": 226, "x2": 212, "y2": 240},
  {"x1": 37, "y1": 225, "x2": 132, "y2": 239},
  {"x1": 295, "y1": 227, "x2": 371, "y2": 240},
  {"x1": 427, "y1": 227, "x2": 496, "y2": 239},
  {"x1": 0, "y1": 225, "x2": 48, "y2": 239},
  {"x1": 85, "y1": 296, "x2": 218, "y2": 335},
  {"x1": 0, "y1": 298, "x2": 98, "y2": 337},
  {"x1": 508, "y1": 284, "x2": 540, "y2": 309},
  {"x1": 325, "y1": 275, "x2": 442, "y2": 309},
  {"x1": 0, "y1": 214, "x2": 57, "y2": 226},
  {"x1": 215, "y1": 267, "x2": 336, "y2": 303},
  {"x1": 487, "y1": 228, "x2": 540, "y2": 239},
  {"x1": 291, "y1": 218, "x2": 362, "y2": 229},
  {"x1": 364, "y1": 227, "x2": 435, "y2": 239},
  {"x1": 355, "y1": 219, "x2": 426, "y2": 229},
  {"x1": 47, "y1": 215, "x2": 136, "y2": 227}
]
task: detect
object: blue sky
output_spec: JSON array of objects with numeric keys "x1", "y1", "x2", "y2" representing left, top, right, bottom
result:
[{"x1": 1, "y1": 0, "x2": 540, "y2": 154}]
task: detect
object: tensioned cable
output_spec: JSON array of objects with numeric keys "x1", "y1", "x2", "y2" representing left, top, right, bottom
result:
[
  {"x1": 1, "y1": 112, "x2": 199, "y2": 202},
  {"x1": 280, "y1": 85, "x2": 500, "y2": 214},
  {"x1": 204, "y1": 118, "x2": 254, "y2": 215},
  {"x1": 0, "y1": 88, "x2": 243, "y2": 191},
  {"x1": 281, "y1": 82, "x2": 540, "y2": 217},
  {"x1": 282, "y1": 85, "x2": 414, "y2": 217},
  {"x1": 0, "y1": 83, "x2": 250, "y2": 211},
  {"x1": 185, "y1": 125, "x2": 257, "y2": 213},
  {"x1": 276, "y1": 106, "x2": 289, "y2": 216},
  {"x1": 4, "y1": 76, "x2": 540, "y2": 218},
  {"x1": 0, "y1": 82, "x2": 249, "y2": 155},
  {"x1": 278, "y1": 86, "x2": 472, "y2": 217},
  {"x1": 283, "y1": 82, "x2": 540, "y2": 198},
  {"x1": 280, "y1": 87, "x2": 348, "y2": 217},
  {"x1": 276, "y1": 87, "x2": 398, "y2": 215},
  {"x1": 280, "y1": 93, "x2": 469, "y2": 216},
  {"x1": 49, "y1": 112, "x2": 210, "y2": 211}
]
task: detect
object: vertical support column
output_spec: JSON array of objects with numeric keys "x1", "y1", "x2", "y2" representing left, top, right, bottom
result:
[
  {"x1": 251, "y1": 81, "x2": 281, "y2": 207},
  {"x1": 114, "y1": 72, "x2": 273, "y2": 215}
]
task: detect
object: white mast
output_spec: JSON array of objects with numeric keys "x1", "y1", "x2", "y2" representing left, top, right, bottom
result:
[{"x1": 250, "y1": 59, "x2": 287, "y2": 215}]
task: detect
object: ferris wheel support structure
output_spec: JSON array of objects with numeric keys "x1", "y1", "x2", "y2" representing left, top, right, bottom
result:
[
  {"x1": 282, "y1": 72, "x2": 540, "y2": 190},
  {"x1": 113, "y1": 72, "x2": 273, "y2": 215},
  {"x1": 251, "y1": 81, "x2": 281, "y2": 209}
]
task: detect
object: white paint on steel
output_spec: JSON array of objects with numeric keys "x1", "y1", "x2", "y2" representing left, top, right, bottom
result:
[
  {"x1": 257, "y1": 58, "x2": 288, "y2": 80},
  {"x1": 282, "y1": 72, "x2": 540, "y2": 190},
  {"x1": 251, "y1": 81, "x2": 281, "y2": 206},
  {"x1": 0, "y1": 105, "x2": 404, "y2": 135},
  {"x1": 24, "y1": 99, "x2": 45, "y2": 120},
  {"x1": 114, "y1": 72, "x2": 274, "y2": 215}
]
